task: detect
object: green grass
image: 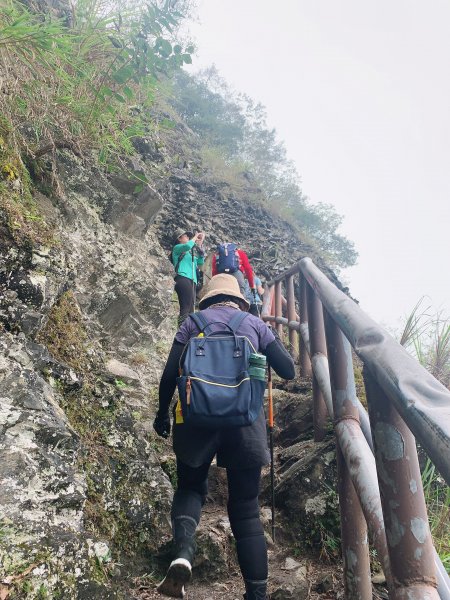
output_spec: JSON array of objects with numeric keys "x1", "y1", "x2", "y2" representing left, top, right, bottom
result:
[
  {"x1": 0, "y1": 0, "x2": 193, "y2": 176},
  {"x1": 421, "y1": 458, "x2": 450, "y2": 572},
  {"x1": 400, "y1": 302, "x2": 450, "y2": 570}
]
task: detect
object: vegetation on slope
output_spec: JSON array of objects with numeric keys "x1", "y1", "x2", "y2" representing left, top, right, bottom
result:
[
  {"x1": 0, "y1": 0, "x2": 357, "y2": 270},
  {"x1": 169, "y1": 68, "x2": 358, "y2": 269},
  {"x1": 0, "y1": 0, "x2": 193, "y2": 165},
  {"x1": 400, "y1": 300, "x2": 450, "y2": 571}
]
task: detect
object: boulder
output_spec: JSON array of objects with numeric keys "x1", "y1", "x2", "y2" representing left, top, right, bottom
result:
[
  {"x1": 106, "y1": 358, "x2": 140, "y2": 383},
  {"x1": 267, "y1": 438, "x2": 340, "y2": 552},
  {"x1": 272, "y1": 389, "x2": 314, "y2": 447}
]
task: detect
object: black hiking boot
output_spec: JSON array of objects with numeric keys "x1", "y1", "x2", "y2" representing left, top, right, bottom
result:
[
  {"x1": 243, "y1": 579, "x2": 269, "y2": 600},
  {"x1": 157, "y1": 539, "x2": 196, "y2": 598},
  {"x1": 157, "y1": 515, "x2": 198, "y2": 598}
]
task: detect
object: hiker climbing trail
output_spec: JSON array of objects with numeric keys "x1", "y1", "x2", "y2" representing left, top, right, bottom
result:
[
  {"x1": 147, "y1": 259, "x2": 450, "y2": 600},
  {"x1": 134, "y1": 385, "x2": 349, "y2": 600},
  {"x1": 0, "y1": 61, "x2": 448, "y2": 595}
]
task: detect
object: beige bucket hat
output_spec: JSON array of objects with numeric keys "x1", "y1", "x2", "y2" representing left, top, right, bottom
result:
[{"x1": 199, "y1": 274, "x2": 250, "y2": 309}]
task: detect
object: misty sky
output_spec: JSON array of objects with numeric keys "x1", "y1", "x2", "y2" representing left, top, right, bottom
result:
[{"x1": 185, "y1": 0, "x2": 450, "y2": 330}]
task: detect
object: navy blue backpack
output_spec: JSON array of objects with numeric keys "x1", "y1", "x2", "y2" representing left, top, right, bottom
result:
[
  {"x1": 176, "y1": 312, "x2": 266, "y2": 429},
  {"x1": 216, "y1": 243, "x2": 240, "y2": 274}
]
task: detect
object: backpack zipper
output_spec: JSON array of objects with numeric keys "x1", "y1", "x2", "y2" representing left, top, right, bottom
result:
[{"x1": 189, "y1": 376, "x2": 250, "y2": 388}]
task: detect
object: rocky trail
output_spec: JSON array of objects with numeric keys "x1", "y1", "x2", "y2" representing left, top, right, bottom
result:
[
  {"x1": 131, "y1": 456, "x2": 345, "y2": 600},
  {"x1": 129, "y1": 385, "x2": 385, "y2": 600},
  {"x1": 0, "y1": 133, "x2": 377, "y2": 599}
]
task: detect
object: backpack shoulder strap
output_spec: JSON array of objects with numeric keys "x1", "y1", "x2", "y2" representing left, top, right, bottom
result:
[
  {"x1": 174, "y1": 250, "x2": 188, "y2": 273},
  {"x1": 189, "y1": 311, "x2": 209, "y2": 333},
  {"x1": 227, "y1": 311, "x2": 249, "y2": 333}
]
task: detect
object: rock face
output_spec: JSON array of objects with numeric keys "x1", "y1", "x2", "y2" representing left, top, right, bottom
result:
[
  {"x1": 0, "y1": 105, "x2": 343, "y2": 597},
  {"x1": 273, "y1": 437, "x2": 339, "y2": 553},
  {"x1": 0, "y1": 337, "x2": 88, "y2": 598},
  {"x1": 0, "y1": 150, "x2": 178, "y2": 597}
]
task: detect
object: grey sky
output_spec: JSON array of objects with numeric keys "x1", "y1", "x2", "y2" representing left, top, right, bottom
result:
[{"x1": 186, "y1": 0, "x2": 450, "y2": 329}]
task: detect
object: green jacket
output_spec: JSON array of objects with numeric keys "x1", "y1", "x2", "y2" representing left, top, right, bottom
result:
[{"x1": 172, "y1": 240, "x2": 205, "y2": 283}]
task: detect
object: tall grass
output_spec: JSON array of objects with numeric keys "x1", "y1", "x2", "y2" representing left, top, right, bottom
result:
[
  {"x1": 399, "y1": 301, "x2": 450, "y2": 571},
  {"x1": 0, "y1": 0, "x2": 193, "y2": 167},
  {"x1": 421, "y1": 458, "x2": 450, "y2": 571}
]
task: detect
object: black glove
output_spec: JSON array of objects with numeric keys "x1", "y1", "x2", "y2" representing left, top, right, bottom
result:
[{"x1": 153, "y1": 411, "x2": 171, "y2": 438}]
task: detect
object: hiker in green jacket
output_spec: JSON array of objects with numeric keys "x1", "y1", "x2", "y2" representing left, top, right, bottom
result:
[{"x1": 172, "y1": 229, "x2": 205, "y2": 326}]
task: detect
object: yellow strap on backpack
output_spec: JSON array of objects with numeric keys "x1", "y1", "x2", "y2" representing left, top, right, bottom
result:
[{"x1": 175, "y1": 399, "x2": 184, "y2": 424}]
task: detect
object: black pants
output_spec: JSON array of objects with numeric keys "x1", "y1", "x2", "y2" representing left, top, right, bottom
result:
[
  {"x1": 171, "y1": 460, "x2": 268, "y2": 583},
  {"x1": 174, "y1": 275, "x2": 195, "y2": 326}
]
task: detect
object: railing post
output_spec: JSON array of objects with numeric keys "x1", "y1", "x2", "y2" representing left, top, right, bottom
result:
[
  {"x1": 274, "y1": 280, "x2": 283, "y2": 337},
  {"x1": 306, "y1": 283, "x2": 328, "y2": 441},
  {"x1": 326, "y1": 315, "x2": 372, "y2": 600},
  {"x1": 299, "y1": 273, "x2": 312, "y2": 377},
  {"x1": 261, "y1": 284, "x2": 273, "y2": 319},
  {"x1": 285, "y1": 275, "x2": 298, "y2": 360},
  {"x1": 364, "y1": 368, "x2": 439, "y2": 600},
  {"x1": 270, "y1": 285, "x2": 275, "y2": 317}
]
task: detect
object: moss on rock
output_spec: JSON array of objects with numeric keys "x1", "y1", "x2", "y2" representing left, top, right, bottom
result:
[
  {"x1": 0, "y1": 124, "x2": 54, "y2": 250},
  {"x1": 37, "y1": 291, "x2": 90, "y2": 374}
]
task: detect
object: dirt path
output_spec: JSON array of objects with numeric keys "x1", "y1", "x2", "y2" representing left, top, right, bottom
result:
[{"x1": 131, "y1": 498, "x2": 345, "y2": 600}]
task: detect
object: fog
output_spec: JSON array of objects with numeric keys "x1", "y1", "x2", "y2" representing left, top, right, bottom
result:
[{"x1": 186, "y1": 0, "x2": 450, "y2": 330}]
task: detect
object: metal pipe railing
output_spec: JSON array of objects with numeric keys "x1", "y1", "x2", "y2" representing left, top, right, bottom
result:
[
  {"x1": 325, "y1": 312, "x2": 394, "y2": 593},
  {"x1": 306, "y1": 283, "x2": 328, "y2": 442},
  {"x1": 286, "y1": 275, "x2": 298, "y2": 360},
  {"x1": 299, "y1": 257, "x2": 450, "y2": 486},
  {"x1": 364, "y1": 369, "x2": 440, "y2": 600},
  {"x1": 274, "y1": 281, "x2": 283, "y2": 337},
  {"x1": 299, "y1": 272, "x2": 312, "y2": 377},
  {"x1": 326, "y1": 314, "x2": 373, "y2": 597},
  {"x1": 261, "y1": 257, "x2": 450, "y2": 600}
]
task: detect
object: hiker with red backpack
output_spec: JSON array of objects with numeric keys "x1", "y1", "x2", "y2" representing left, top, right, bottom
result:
[
  {"x1": 171, "y1": 229, "x2": 205, "y2": 327},
  {"x1": 153, "y1": 274, "x2": 295, "y2": 600},
  {"x1": 212, "y1": 242, "x2": 256, "y2": 297}
]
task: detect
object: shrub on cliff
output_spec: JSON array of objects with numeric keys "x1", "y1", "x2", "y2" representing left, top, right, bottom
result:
[
  {"x1": 171, "y1": 68, "x2": 358, "y2": 269},
  {"x1": 0, "y1": 0, "x2": 193, "y2": 166}
]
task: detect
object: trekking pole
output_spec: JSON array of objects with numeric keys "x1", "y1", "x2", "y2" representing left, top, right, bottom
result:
[
  {"x1": 268, "y1": 365, "x2": 275, "y2": 542},
  {"x1": 191, "y1": 245, "x2": 196, "y2": 312}
]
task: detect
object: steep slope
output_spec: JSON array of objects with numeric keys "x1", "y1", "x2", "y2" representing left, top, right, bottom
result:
[{"x1": 0, "y1": 99, "x2": 347, "y2": 598}]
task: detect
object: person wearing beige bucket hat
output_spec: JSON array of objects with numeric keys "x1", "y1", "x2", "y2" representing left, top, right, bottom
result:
[
  {"x1": 197, "y1": 272, "x2": 250, "y2": 310},
  {"x1": 153, "y1": 274, "x2": 295, "y2": 600},
  {"x1": 171, "y1": 229, "x2": 205, "y2": 326}
]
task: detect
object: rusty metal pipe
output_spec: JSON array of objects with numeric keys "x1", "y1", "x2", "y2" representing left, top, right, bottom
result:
[
  {"x1": 298, "y1": 318, "x2": 374, "y2": 452},
  {"x1": 335, "y1": 444, "x2": 372, "y2": 599},
  {"x1": 326, "y1": 313, "x2": 372, "y2": 599},
  {"x1": 261, "y1": 284, "x2": 274, "y2": 319},
  {"x1": 262, "y1": 315, "x2": 289, "y2": 326},
  {"x1": 306, "y1": 283, "x2": 328, "y2": 441},
  {"x1": 299, "y1": 273, "x2": 312, "y2": 377},
  {"x1": 274, "y1": 281, "x2": 283, "y2": 337},
  {"x1": 435, "y1": 551, "x2": 450, "y2": 600},
  {"x1": 336, "y1": 420, "x2": 393, "y2": 589},
  {"x1": 266, "y1": 261, "x2": 449, "y2": 598},
  {"x1": 305, "y1": 321, "x2": 448, "y2": 598},
  {"x1": 323, "y1": 314, "x2": 393, "y2": 589},
  {"x1": 364, "y1": 368, "x2": 440, "y2": 600},
  {"x1": 285, "y1": 275, "x2": 298, "y2": 360},
  {"x1": 299, "y1": 257, "x2": 450, "y2": 486}
]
